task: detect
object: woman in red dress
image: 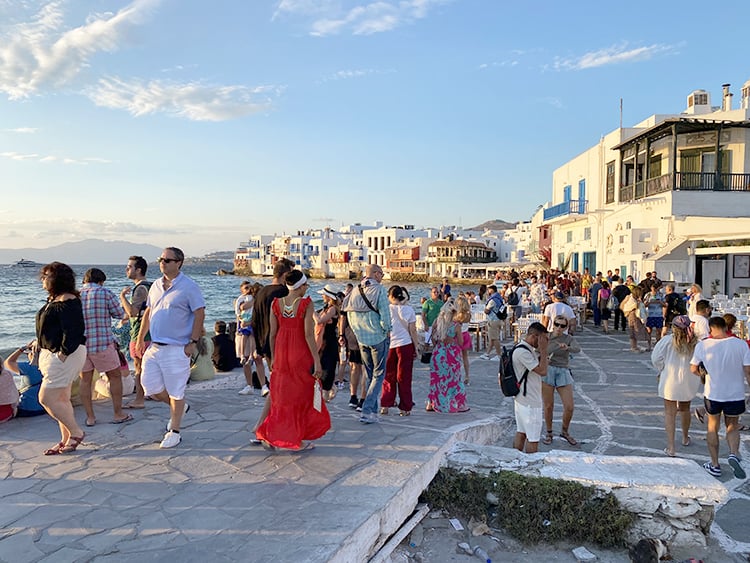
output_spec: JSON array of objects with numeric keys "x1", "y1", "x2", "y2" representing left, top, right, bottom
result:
[{"x1": 256, "y1": 270, "x2": 330, "y2": 451}]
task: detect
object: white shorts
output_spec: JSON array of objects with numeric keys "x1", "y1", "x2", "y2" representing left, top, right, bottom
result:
[
  {"x1": 514, "y1": 401, "x2": 543, "y2": 443},
  {"x1": 141, "y1": 343, "x2": 190, "y2": 400}
]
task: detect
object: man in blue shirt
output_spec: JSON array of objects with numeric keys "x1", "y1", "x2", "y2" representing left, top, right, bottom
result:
[
  {"x1": 136, "y1": 247, "x2": 205, "y2": 449},
  {"x1": 342, "y1": 264, "x2": 391, "y2": 424}
]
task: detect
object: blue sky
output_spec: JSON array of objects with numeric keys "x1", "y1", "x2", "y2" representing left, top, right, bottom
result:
[{"x1": 1, "y1": 0, "x2": 748, "y2": 256}]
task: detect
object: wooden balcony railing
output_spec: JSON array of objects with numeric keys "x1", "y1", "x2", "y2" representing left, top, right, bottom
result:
[{"x1": 619, "y1": 172, "x2": 750, "y2": 201}]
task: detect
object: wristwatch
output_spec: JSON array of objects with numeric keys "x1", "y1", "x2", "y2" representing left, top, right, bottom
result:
[{"x1": 190, "y1": 339, "x2": 199, "y2": 344}]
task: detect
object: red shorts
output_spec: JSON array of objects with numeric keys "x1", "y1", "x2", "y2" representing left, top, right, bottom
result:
[{"x1": 129, "y1": 340, "x2": 151, "y2": 359}]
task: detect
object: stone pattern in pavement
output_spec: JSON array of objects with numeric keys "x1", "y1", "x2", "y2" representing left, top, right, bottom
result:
[{"x1": 0, "y1": 324, "x2": 748, "y2": 562}]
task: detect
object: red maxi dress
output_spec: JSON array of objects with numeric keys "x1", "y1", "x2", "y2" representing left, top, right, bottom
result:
[{"x1": 256, "y1": 297, "x2": 331, "y2": 449}]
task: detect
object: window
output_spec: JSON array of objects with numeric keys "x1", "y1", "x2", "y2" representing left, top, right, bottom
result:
[
  {"x1": 606, "y1": 161, "x2": 615, "y2": 203},
  {"x1": 639, "y1": 232, "x2": 652, "y2": 243},
  {"x1": 619, "y1": 235, "x2": 625, "y2": 244},
  {"x1": 625, "y1": 221, "x2": 631, "y2": 229},
  {"x1": 583, "y1": 227, "x2": 591, "y2": 240},
  {"x1": 566, "y1": 231, "x2": 573, "y2": 243},
  {"x1": 648, "y1": 155, "x2": 662, "y2": 178}
]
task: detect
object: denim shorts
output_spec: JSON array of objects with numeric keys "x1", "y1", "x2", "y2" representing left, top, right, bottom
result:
[{"x1": 543, "y1": 365, "x2": 574, "y2": 388}]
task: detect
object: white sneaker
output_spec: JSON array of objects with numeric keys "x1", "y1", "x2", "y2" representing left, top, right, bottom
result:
[
  {"x1": 160, "y1": 430, "x2": 181, "y2": 449},
  {"x1": 166, "y1": 402, "x2": 190, "y2": 432},
  {"x1": 238, "y1": 385, "x2": 254, "y2": 396},
  {"x1": 489, "y1": 355, "x2": 499, "y2": 361},
  {"x1": 479, "y1": 353, "x2": 490, "y2": 360},
  {"x1": 261, "y1": 384, "x2": 270, "y2": 397}
]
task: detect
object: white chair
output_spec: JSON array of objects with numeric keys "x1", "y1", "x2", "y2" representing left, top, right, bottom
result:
[{"x1": 468, "y1": 309, "x2": 488, "y2": 351}]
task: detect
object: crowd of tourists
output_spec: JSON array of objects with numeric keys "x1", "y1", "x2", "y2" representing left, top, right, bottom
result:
[{"x1": 1, "y1": 257, "x2": 748, "y2": 481}]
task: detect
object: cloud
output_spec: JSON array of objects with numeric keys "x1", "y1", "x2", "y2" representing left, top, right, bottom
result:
[
  {"x1": 0, "y1": 0, "x2": 161, "y2": 99},
  {"x1": 478, "y1": 60, "x2": 519, "y2": 70},
  {"x1": 85, "y1": 77, "x2": 282, "y2": 121},
  {"x1": 319, "y1": 67, "x2": 395, "y2": 82},
  {"x1": 4, "y1": 127, "x2": 38, "y2": 133},
  {"x1": 275, "y1": 0, "x2": 450, "y2": 36},
  {"x1": 1, "y1": 151, "x2": 111, "y2": 164},
  {"x1": 552, "y1": 42, "x2": 678, "y2": 71}
]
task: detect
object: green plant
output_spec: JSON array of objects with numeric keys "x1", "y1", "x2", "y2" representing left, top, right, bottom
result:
[{"x1": 421, "y1": 469, "x2": 634, "y2": 547}]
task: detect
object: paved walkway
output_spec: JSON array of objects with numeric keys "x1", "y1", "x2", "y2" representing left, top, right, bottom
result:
[{"x1": 0, "y1": 325, "x2": 748, "y2": 562}]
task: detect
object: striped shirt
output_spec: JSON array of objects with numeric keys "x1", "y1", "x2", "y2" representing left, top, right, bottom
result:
[{"x1": 81, "y1": 283, "x2": 125, "y2": 354}]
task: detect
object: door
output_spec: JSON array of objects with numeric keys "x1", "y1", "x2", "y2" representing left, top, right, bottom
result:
[{"x1": 582, "y1": 252, "x2": 596, "y2": 274}]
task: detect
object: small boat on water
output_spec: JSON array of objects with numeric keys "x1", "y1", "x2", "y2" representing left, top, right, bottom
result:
[{"x1": 12, "y1": 259, "x2": 42, "y2": 268}]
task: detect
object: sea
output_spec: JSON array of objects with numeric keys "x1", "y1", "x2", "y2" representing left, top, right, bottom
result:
[{"x1": 0, "y1": 264, "x2": 448, "y2": 358}]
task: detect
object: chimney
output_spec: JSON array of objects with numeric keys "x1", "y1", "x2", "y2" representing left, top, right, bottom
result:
[
  {"x1": 722, "y1": 83, "x2": 733, "y2": 112},
  {"x1": 742, "y1": 79, "x2": 750, "y2": 110}
]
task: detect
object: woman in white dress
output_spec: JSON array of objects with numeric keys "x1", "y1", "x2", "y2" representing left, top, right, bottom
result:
[{"x1": 651, "y1": 315, "x2": 700, "y2": 457}]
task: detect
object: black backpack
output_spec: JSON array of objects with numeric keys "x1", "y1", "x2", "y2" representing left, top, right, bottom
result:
[
  {"x1": 498, "y1": 343, "x2": 530, "y2": 397},
  {"x1": 507, "y1": 290, "x2": 519, "y2": 306}
]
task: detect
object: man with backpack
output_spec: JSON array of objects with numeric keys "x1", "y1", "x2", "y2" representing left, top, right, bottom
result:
[
  {"x1": 510, "y1": 322, "x2": 549, "y2": 454},
  {"x1": 480, "y1": 284, "x2": 507, "y2": 360},
  {"x1": 120, "y1": 256, "x2": 152, "y2": 410}
]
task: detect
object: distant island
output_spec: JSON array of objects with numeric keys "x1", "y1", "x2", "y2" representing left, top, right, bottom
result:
[{"x1": 0, "y1": 239, "x2": 232, "y2": 265}]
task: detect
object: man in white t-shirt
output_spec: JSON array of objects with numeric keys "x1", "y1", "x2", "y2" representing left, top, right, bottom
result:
[
  {"x1": 689, "y1": 299, "x2": 711, "y2": 341},
  {"x1": 542, "y1": 291, "x2": 577, "y2": 333},
  {"x1": 690, "y1": 316, "x2": 750, "y2": 479},
  {"x1": 509, "y1": 322, "x2": 549, "y2": 454}
]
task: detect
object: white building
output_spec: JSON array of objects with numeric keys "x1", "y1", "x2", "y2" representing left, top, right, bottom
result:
[{"x1": 543, "y1": 80, "x2": 750, "y2": 296}]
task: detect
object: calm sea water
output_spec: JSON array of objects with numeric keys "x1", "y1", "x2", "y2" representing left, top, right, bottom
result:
[{"x1": 0, "y1": 264, "x2": 448, "y2": 358}]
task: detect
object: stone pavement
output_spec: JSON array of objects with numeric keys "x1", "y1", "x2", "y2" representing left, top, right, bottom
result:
[{"x1": 0, "y1": 325, "x2": 748, "y2": 562}]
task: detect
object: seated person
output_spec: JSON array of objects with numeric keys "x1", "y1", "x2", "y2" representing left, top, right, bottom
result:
[
  {"x1": 212, "y1": 321, "x2": 237, "y2": 372},
  {"x1": 190, "y1": 329, "x2": 216, "y2": 382},
  {"x1": 3, "y1": 342, "x2": 44, "y2": 417},
  {"x1": 0, "y1": 351, "x2": 22, "y2": 422}
]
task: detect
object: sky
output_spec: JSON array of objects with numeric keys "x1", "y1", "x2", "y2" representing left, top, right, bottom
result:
[{"x1": 1, "y1": 0, "x2": 749, "y2": 257}]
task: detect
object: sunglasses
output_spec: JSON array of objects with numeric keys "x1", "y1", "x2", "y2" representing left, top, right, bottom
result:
[
  {"x1": 158, "y1": 257, "x2": 180, "y2": 264},
  {"x1": 553, "y1": 322, "x2": 568, "y2": 328}
]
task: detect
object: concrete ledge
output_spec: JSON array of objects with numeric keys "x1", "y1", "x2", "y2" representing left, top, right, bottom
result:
[
  {"x1": 445, "y1": 443, "x2": 729, "y2": 548},
  {"x1": 329, "y1": 415, "x2": 514, "y2": 562}
]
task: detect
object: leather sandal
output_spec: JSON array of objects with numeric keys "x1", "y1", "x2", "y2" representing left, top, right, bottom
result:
[
  {"x1": 559, "y1": 430, "x2": 578, "y2": 446},
  {"x1": 60, "y1": 433, "x2": 85, "y2": 454},
  {"x1": 44, "y1": 441, "x2": 65, "y2": 456},
  {"x1": 542, "y1": 431, "x2": 553, "y2": 445}
]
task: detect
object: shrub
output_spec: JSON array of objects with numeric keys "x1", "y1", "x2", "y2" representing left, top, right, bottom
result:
[{"x1": 421, "y1": 468, "x2": 634, "y2": 547}]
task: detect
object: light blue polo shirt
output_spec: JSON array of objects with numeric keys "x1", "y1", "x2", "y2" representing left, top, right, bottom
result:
[{"x1": 146, "y1": 272, "x2": 206, "y2": 345}]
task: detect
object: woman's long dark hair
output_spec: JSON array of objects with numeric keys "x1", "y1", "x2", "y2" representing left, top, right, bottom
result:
[{"x1": 40, "y1": 262, "x2": 79, "y2": 299}]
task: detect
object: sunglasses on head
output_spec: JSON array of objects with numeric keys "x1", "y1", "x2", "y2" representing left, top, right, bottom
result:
[{"x1": 553, "y1": 322, "x2": 568, "y2": 328}]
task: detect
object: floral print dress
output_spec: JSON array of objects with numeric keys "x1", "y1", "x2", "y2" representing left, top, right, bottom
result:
[{"x1": 427, "y1": 322, "x2": 468, "y2": 413}]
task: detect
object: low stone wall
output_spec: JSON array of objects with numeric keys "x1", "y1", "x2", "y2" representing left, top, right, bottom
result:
[{"x1": 444, "y1": 443, "x2": 729, "y2": 548}]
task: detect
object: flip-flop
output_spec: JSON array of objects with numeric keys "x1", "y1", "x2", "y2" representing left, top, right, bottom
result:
[
  {"x1": 560, "y1": 432, "x2": 578, "y2": 446},
  {"x1": 738, "y1": 425, "x2": 750, "y2": 432},
  {"x1": 123, "y1": 403, "x2": 145, "y2": 410},
  {"x1": 110, "y1": 413, "x2": 134, "y2": 424},
  {"x1": 299, "y1": 441, "x2": 315, "y2": 451},
  {"x1": 682, "y1": 436, "x2": 691, "y2": 447},
  {"x1": 542, "y1": 432, "x2": 553, "y2": 445},
  {"x1": 85, "y1": 419, "x2": 96, "y2": 427},
  {"x1": 664, "y1": 448, "x2": 676, "y2": 457}
]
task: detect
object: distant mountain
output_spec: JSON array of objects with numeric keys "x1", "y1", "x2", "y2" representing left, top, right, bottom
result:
[
  {"x1": 469, "y1": 219, "x2": 517, "y2": 231},
  {"x1": 0, "y1": 239, "x2": 163, "y2": 265}
]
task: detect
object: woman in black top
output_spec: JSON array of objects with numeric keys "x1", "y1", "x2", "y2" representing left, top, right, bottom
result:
[{"x1": 36, "y1": 262, "x2": 88, "y2": 455}]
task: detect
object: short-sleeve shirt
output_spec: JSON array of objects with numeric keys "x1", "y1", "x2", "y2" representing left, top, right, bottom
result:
[
  {"x1": 543, "y1": 302, "x2": 576, "y2": 332},
  {"x1": 81, "y1": 283, "x2": 125, "y2": 353},
  {"x1": 147, "y1": 272, "x2": 206, "y2": 345},
  {"x1": 422, "y1": 299, "x2": 442, "y2": 328},
  {"x1": 512, "y1": 342, "x2": 542, "y2": 408},
  {"x1": 691, "y1": 337, "x2": 750, "y2": 402},
  {"x1": 390, "y1": 304, "x2": 416, "y2": 348}
]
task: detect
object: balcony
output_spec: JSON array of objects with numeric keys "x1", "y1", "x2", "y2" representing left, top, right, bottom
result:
[
  {"x1": 618, "y1": 172, "x2": 750, "y2": 201},
  {"x1": 543, "y1": 199, "x2": 588, "y2": 221}
]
